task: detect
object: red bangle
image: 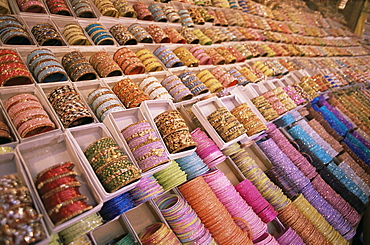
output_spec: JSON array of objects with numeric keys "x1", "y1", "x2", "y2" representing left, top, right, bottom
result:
[
  {"x1": 38, "y1": 175, "x2": 77, "y2": 196},
  {"x1": 44, "y1": 188, "x2": 82, "y2": 211},
  {"x1": 36, "y1": 162, "x2": 74, "y2": 186},
  {"x1": 0, "y1": 68, "x2": 32, "y2": 86},
  {"x1": 7, "y1": 100, "x2": 43, "y2": 120},
  {"x1": 50, "y1": 200, "x2": 92, "y2": 225},
  {"x1": 4, "y1": 93, "x2": 39, "y2": 111}
]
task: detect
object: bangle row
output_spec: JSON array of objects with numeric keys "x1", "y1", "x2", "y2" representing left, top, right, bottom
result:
[
  {"x1": 0, "y1": 49, "x2": 33, "y2": 86},
  {"x1": 35, "y1": 162, "x2": 92, "y2": 226},
  {"x1": 70, "y1": 0, "x2": 95, "y2": 17},
  {"x1": 5, "y1": 93, "x2": 55, "y2": 138},
  {"x1": 161, "y1": 74, "x2": 193, "y2": 102},
  {"x1": 113, "y1": 78, "x2": 150, "y2": 108},
  {"x1": 27, "y1": 48, "x2": 68, "y2": 83},
  {"x1": 84, "y1": 136, "x2": 141, "y2": 193},
  {"x1": 85, "y1": 22, "x2": 115, "y2": 45},
  {"x1": 62, "y1": 50, "x2": 98, "y2": 81},
  {"x1": 145, "y1": 24, "x2": 170, "y2": 43},
  {"x1": 45, "y1": 0, "x2": 71, "y2": 16},
  {"x1": 154, "y1": 109, "x2": 197, "y2": 154},
  {"x1": 89, "y1": 51, "x2": 122, "y2": 78},
  {"x1": 173, "y1": 47, "x2": 199, "y2": 67},
  {"x1": 17, "y1": 0, "x2": 46, "y2": 13},
  {"x1": 178, "y1": 70, "x2": 209, "y2": 96},
  {"x1": 114, "y1": 0, "x2": 136, "y2": 18},
  {"x1": 0, "y1": 15, "x2": 32, "y2": 45},
  {"x1": 139, "y1": 76, "x2": 173, "y2": 101},
  {"x1": 48, "y1": 84, "x2": 94, "y2": 127},
  {"x1": 93, "y1": 0, "x2": 118, "y2": 17},
  {"x1": 110, "y1": 24, "x2": 137, "y2": 45},
  {"x1": 31, "y1": 23, "x2": 64, "y2": 46},
  {"x1": 196, "y1": 69, "x2": 223, "y2": 93},
  {"x1": 63, "y1": 23, "x2": 91, "y2": 46}
]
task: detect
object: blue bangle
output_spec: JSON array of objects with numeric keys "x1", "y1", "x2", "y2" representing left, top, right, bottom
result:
[
  {"x1": 0, "y1": 20, "x2": 24, "y2": 29},
  {"x1": 34, "y1": 60, "x2": 63, "y2": 75},
  {"x1": 153, "y1": 46, "x2": 168, "y2": 56},
  {"x1": 100, "y1": 105, "x2": 124, "y2": 121},
  {"x1": 85, "y1": 23, "x2": 102, "y2": 33},
  {"x1": 191, "y1": 84, "x2": 208, "y2": 95},
  {"x1": 29, "y1": 54, "x2": 57, "y2": 71},
  {"x1": 1, "y1": 30, "x2": 32, "y2": 45},
  {"x1": 157, "y1": 50, "x2": 172, "y2": 59},
  {"x1": 27, "y1": 49, "x2": 54, "y2": 64},
  {"x1": 166, "y1": 57, "x2": 182, "y2": 68},
  {"x1": 95, "y1": 34, "x2": 114, "y2": 45},
  {"x1": 37, "y1": 66, "x2": 68, "y2": 83}
]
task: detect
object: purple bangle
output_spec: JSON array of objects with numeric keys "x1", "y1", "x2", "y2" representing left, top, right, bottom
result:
[
  {"x1": 128, "y1": 131, "x2": 158, "y2": 149},
  {"x1": 121, "y1": 121, "x2": 152, "y2": 140},
  {"x1": 137, "y1": 154, "x2": 170, "y2": 170},
  {"x1": 132, "y1": 141, "x2": 164, "y2": 159}
]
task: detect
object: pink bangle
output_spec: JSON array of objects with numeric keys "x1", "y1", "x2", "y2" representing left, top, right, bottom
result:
[
  {"x1": 18, "y1": 116, "x2": 55, "y2": 138},
  {"x1": 4, "y1": 93, "x2": 39, "y2": 111}
]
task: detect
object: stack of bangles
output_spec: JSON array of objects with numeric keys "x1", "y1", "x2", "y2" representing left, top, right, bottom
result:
[
  {"x1": 160, "y1": 75, "x2": 193, "y2": 102},
  {"x1": 190, "y1": 128, "x2": 226, "y2": 168},
  {"x1": 179, "y1": 9, "x2": 194, "y2": 27},
  {"x1": 252, "y1": 61, "x2": 274, "y2": 77},
  {"x1": 1, "y1": 175, "x2": 46, "y2": 244},
  {"x1": 121, "y1": 119, "x2": 170, "y2": 171},
  {"x1": 31, "y1": 23, "x2": 64, "y2": 46},
  {"x1": 207, "y1": 107, "x2": 246, "y2": 142},
  {"x1": 5, "y1": 93, "x2": 55, "y2": 138},
  {"x1": 139, "y1": 222, "x2": 180, "y2": 245},
  {"x1": 273, "y1": 87, "x2": 297, "y2": 111},
  {"x1": 62, "y1": 51, "x2": 98, "y2": 81},
  {"x1": 234, "y1": 44, "x2": 253, "y2": 59},
  {"x1": 163, "y1": 5, "x2": 180, "y2": 22},
  {"x1": 228, "y1": 68, "x2": 249, "y2": 85},
  {"x1": 227, "y1": 46, "x2": 246, "y2": 62},
  {"x1": 148, "y1": 3, "x2": 167, "y2": 22},
  {"x1": 129, "y1": 176, "x2": 164, "y2": 205},
  {"x1": 139, "y1": 76, "x2": 173, "y2": 100},
  {"x1": 45, "y1": 0, "x2": 71, "y2": 15},
  {"x1": 251, "y1": 95, "x2": 279, "y2": 121},
  {"x1": 85, "y1": 23, "x2": 115, "y2": 45},
  {"x1": 230, "y1": 103, "x2": 267, "y2": 136},
  {"x1": 87, "y1": 86, "x2": 125, "y2": 121},
  {"x1": 17, "y1": 0, "x2": 46, "y2": 13},
  {"x1": 283, "y1": 85, "x2": 306, "y2": 105},
  {"x1": 154, "y1": 109, "x2": 197, "y2": 154},
  {"x1": 238, "y1": 65, "x2": 261, "y2": 83},
  {"x1": 113, "y1": 47, "x2": 146, "y2": 75},
  {"x1": 180, "y1": 27, "x2": 199, "y2": 44},
  {"x1": 189, "y1": 45, "x2": 212, "y2": 65},
  {"x1": 112, "y1": 78, "x2": 150, "y2": 108},
  {"x1": 128, "y1": 23, "x2": 153, "y2": 43},
  {"x1": 192, "y1": 29, "x2": 212, "y2": 45},
  {"x1": 188, "y1": 7, "x2": 205, "y2": 25},
  {"x1": 109, "y1": 24, "x2": 137, "y2": 45},
  {"x1": 63, "y1": 23, "x2": 91, "y2": 45},
  {"x1": 198, "y1": 6, "x2": 214, "y2": 22},
  {"x1": 262, "y1": 90, "x2": 288, "y2": 115},
  {"x1": 70, "y1": 0, "x2": 96, "y2": 17},
  {"x1": 35, "y1": 162, "x2": 93, "y2": 226},
  {"x1": 216, "y1": 46, "x2": 236, "y2": 63},
  {"x1": 133, "y1": 1, "x2": 153, "y2": 20},
  {"x1": 173, "y1": 47, "x2": 199, "y2": 67},
  {"x1": 99, "y1": 192, "x2": 135, "y2": 221},
  {"x1": 202, "y1": 28, "x2": 222, "y2": 43},
  {"x1": 0, "y1": 119, "x2": 13, "y2": 144},
  {"x1": 48, "y1": 85, "x2": 94, "y2": 127},
  {"x1": 93, "y1": 0, "x2": 118, "y2": 17},
  {"x1": 135, "y1": 48, "x2": 163, "y2": 72},
  {"x1": 175, "y1": 152, "x2": 209, "y2": 180},
  {"x1": 178, "y1": 71, "x2": 209, "y2": 96},
  {"x1": 215, "y1": 9, "x2": 228, "y2": 26},
  {"x1": 196, "y1": 70, "x2": 223, "y2": 93},
  {"x1": 153, "y1": 160, "x2": 187, "y2": 191},
  {"x1": 178, "y1": 177, "x2": 253, "y2": 244},
  {"x1": 0, "y1": 49, "x2": 33, "y2": 86},
  {"x1": 114, "y1": 0, "x2": 136, "y2": 17},
  {"x1": 211, "y1": 66, "x2": 237, "y2": 87},
  {"x1": 0, "y1": 15, "x2": 33, "y2": 45},
  {"x1": 164, "y1": 27, "x2": 186, "y2": 43},
  {"x1": 156, "y1": 194, "x2": 216, "y2": 244},
  {"x1": 206, "y1": 48, "x2": 225, "y2": 65},
  {"x1": 203, "y1": 169, "x2": 267, "y2": 241},
  {"x1": 27, "y1": 48, "x2": 68, "y2": 83},
  {"x1": 84, "y1": 136, "x2": 142, "y2": 193},
  {"x1": 153, "y1": 46, "x2": 183, "y2": 68},
  {"x1": 89, "y1": 51, "x2": 122, "y2": 78},
  {"x1": 235, "y1": 179, "x2": 278, "y2": 223},
  {"x1": 145, "y1": 24, "x2": 170, "y2": 43},
  {"x1": 59, "y1": 213, "x2": 103, "y2": 244}
]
